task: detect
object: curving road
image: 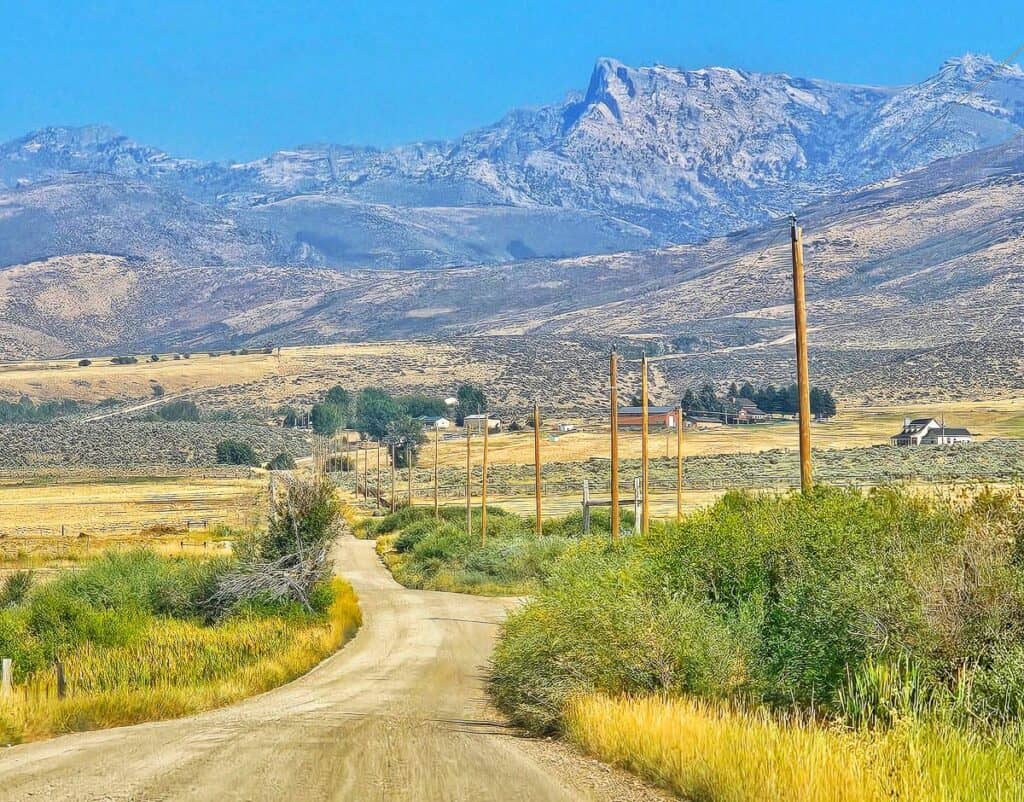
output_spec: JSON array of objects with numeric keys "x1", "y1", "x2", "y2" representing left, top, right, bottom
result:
[{"x1": 0, "y1": 537, "x2": 664, "y2": 801}]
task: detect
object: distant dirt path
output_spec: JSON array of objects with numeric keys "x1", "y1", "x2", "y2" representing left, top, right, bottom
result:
[
  {"x1": 0, "y1": 537, "x2": 666, "y2": 802},
  {"x1": 80, "y1": 390, "x2": 199, "y2": 422}
]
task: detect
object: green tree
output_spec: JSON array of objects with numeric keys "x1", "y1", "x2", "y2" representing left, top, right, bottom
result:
[
  {"x1": 397, "y1": 394, "x2": 447, "y2": 419},
  {"x1": 386, "y1": 414, "x2": 426, "y2": 468},
  {"x1": 261, "y1": 476, "x2": 340, "y2": 561},
  {"x1": 325, "y1": 385, "x2": 352, "y2": 411},
  {"x1": 157, "y1": 399, "x2": 201, "y2": 422},
  {"x1": 215, "y1": 439, "x2": 259, "y2": 466},
  {"x1": 354, "y1": 387, "x2": 399, "y2": 438},
  {"x1": 311, "y1": 402, "x2": 345, "y2": 436},
  {"x1": 455, "y1": 384, "x2": 486, "y2": 425},
  {"x1": 810, "y1": 387, "x2": 838, "y2": 419}
]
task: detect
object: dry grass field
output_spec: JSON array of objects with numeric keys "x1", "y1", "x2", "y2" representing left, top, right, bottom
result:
[
  {"x1": 0, "y1": 339, "x2": 613, "y2": 412},
  {"x1": 431, "y1": 396, "x2": 1024, "y2": 468},
  {"x1": 0, "y1": 475, "x2": 266, "y2": 566}
]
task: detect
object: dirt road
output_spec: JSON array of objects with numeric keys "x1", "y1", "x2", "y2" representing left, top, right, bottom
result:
[{"x1": 0, "y1": 537, "x2": 665, "y2": 801}]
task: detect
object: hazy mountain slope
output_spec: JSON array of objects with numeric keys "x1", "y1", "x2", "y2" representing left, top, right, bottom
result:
[
  {"x1": 1, "y1": 55, "x2": 1022, "y2": 269},
  {"x1": 2, "y1": 137, "x2": 1021, "y2": 402},
  {"x1": 0, "y1": 175, "x2": 283, "y2": 268}
]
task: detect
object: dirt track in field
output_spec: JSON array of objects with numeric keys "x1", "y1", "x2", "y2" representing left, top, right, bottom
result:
[{"x1": 0, "y1": 536, "x2": 667, "y2": 802}]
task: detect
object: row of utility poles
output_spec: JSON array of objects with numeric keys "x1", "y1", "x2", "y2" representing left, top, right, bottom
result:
[{"x1": 335, "y1": 217, "x2": 813, "y2": 541}]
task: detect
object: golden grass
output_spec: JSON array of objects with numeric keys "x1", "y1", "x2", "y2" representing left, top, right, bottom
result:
[
  {"x1": 0, "y1": 578, "x2": 361, "y2": 745},
  {"x1": 431, "y1": 396, "x2": 1024, "y2": 469},
  {"x1": 0, "y1": 476, "x2": 266, "y2": 563},
  {"x1": 0, "y1": 342, "x2": 462, "y2": 406},
  {"x1": 566, "y1": 693, "x2": 1024, "y2": 802}
]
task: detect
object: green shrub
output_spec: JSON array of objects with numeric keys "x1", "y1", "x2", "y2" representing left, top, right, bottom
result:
[
  {"x1": 215, "y1": 439, "x2": 259, "y2": 466},
  {"x1": 489, "y1": 487, "x2": 1024, "y2": 733},
  {"x1": 157, "y1": 399, "x2": 200, "y2": 421},
  {"x1": 0, "y1": 550, "x2": 233, "y2": 679},
  {"x1": 266, "y1": 453, "x2": 297, "y2": 471},
  {"x1": 0, "y1": 571, "x2": 33, "y2": 608}
]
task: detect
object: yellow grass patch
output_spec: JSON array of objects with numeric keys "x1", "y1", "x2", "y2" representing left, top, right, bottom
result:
[
  {"x1": 0, "y1": 476, "x2": 266, "y2": 564},
  {"x1": 566, "y1": 693, "x2": 1024, "y2": 802},
  {"x1": 0, "y1": 579, "x2": 361, "y2": 744}
]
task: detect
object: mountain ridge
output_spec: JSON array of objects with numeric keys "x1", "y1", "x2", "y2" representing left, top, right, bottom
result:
[{"x1": 2, "y1": 53, "x2": 1023, "y2": 269}]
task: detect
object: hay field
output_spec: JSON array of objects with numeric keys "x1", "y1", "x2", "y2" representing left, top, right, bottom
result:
[{"x1": 0, "y1": 475, "x2": 266, "y2": 565}]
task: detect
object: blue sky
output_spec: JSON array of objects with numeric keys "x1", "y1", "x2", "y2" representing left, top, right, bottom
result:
[{"x1": 1, "y1": 1, "x2": 1021, "y2": 160}]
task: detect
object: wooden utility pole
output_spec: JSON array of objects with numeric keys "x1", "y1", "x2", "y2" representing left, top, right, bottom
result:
[
  {"x1": 791, "y1": 217, "x2": 813, "y2": 495},
  {"x1": 390, "y1": 443, "x2": 396, "y2": 513},
  {"x1": 609, "y1": 349, "x2": 620, "y2": 541},
  {"x1": 433, "y1": 429, "x2": 439, "y2": 519},
  {"x1": 676, "y1": 406, "x2": 684, "y2": 521},
  {"x1": 533, "y1": 402, "x2": 542, "y2": 535},
  {"x1": 640, "y1": 354, "x2": 650, "y2": 534},
  {"x1": 465, "y1": 430, "x2": 472, "y2": 537},
  {"x1": 481, "y1": 415, "x2": 489, "y2": 545},
  {"x1": 376, "y1": 443, "x2": 381, "y2": 509},
  {"x1": 407, "y1": 445, "x2": 413, "y2": 507}
]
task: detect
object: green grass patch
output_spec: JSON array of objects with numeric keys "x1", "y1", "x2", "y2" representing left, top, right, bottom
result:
[
  {"x1": 370, "y1": 504, "x2": 634, "y2": 595},
  {"x1": 0, "y1": 550, "x2": 361, "y2": 744}
]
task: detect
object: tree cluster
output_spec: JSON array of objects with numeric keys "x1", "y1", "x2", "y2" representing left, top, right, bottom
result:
[
  {"x1": 215, "y1": 439, "x2": 260, "y2": 466},
  {"x1": 680, "y1": 382, "x2": 837, "y2": 419},
  {"x1": 0, "y1": 397, "x2": 80, "y2": 424}
]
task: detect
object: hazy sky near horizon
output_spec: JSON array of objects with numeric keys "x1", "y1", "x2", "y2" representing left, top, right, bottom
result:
[{"x1": 2, "y1": 1, "x2": 1021, "y2": 160}]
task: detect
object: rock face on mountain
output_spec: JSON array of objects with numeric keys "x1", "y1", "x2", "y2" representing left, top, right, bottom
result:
[
  {"x1": 2, "y1": 135, "x2": 1022, "y2": 405},
  {"x1": 1, "y1": 55, "x2": 1022, "y2": 269}
]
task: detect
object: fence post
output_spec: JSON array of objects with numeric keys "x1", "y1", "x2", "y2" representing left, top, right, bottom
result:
[
  {"x1": 55, "y1": 659, "x2": 66, "y2": 699},
  {"x1": 582, "y1": 479, "x2": 591, "y2": 536},
  {"x1": 1, "y1": 658, "x2": 12, "y2": 698},
  {"x1": 632, "y1": 477, "x2": 642, "y2": 536}
]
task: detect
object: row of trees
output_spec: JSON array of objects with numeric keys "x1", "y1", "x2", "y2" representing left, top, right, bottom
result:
[
  {"x1": 0, "y1": 397, "x2": 81, "y2": 423},
  {"x1": 680, "y1": 382, "x2": 838, "y2": 419},
  {"x1": 280, "y1": 383, "x2": 488, "y2": 468}
]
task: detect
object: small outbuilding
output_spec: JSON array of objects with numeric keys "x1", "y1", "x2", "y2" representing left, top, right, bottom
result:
[
  {"x1": 464, "y1": 414, "x2": 501, "y2": 434},
  {"x1": 417, "y1": 415, "x2": 452, "y2": 430}
]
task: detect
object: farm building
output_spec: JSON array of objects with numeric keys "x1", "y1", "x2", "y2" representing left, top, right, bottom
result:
[
  {"x1": 464, "y1": 414, "x2": 501, "y2": 434},
  {"x1": 617, "y1": 406, "x2": 678, "y2": 429},
  {"x1": 417, "y1": 415, "x2": 452, "y2": 430},
  {"x1": 727, "y1": 397, "x2": 770, "y2": 424},
  {"x1": 890, "y1": 418, "x2": 973, "y2": 446}
]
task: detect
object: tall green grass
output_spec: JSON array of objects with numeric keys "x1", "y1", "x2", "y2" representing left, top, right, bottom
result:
[
  {"x1": 0, "y1": 551, "x2": 361, "y2": 744},
  {"x1": 490, "y1": 486, "x2": 1024, "y2": 732},
  {"x1": 369, "y1": 505, "x2": 633, "y2": 595}
]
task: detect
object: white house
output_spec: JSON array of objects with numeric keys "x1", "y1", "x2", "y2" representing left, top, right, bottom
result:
[
  {"x1": 890, "y1": 418, "x2": 973, "y2": 446},
  {"x1": 417, "y1": 415, "x2": 452, "y2": 430}
]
